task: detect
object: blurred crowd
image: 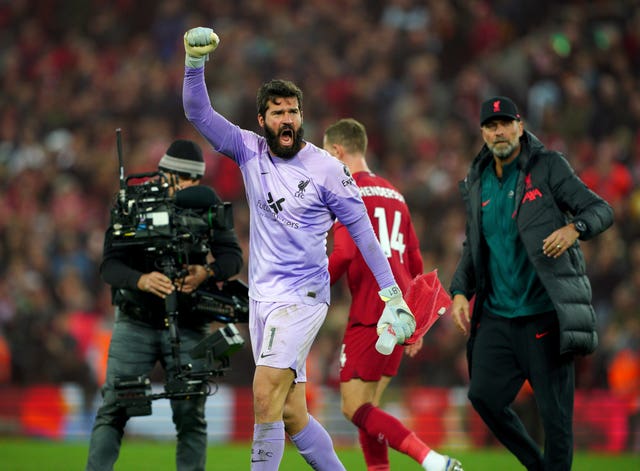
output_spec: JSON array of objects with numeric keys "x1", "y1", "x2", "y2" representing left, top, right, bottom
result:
[{"x1": 0, "y1": 0, "x2": 638, "y2": 441}]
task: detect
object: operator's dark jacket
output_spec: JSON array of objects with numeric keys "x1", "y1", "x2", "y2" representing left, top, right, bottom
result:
[
  {"x1": 100, "y1": 186, "x2": 243, "y2": 330},
  {"x1": 450, "y1": 130, "x2": 613, "y2": 361}
]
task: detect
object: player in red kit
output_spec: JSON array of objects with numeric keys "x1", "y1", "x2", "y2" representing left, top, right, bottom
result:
[{"x1": 323, "y1": 119, "x2": 463, "y2": 471}]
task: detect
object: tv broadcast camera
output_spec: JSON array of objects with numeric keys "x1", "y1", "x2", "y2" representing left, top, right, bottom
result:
[{"x1": 109, "y1": 129, "x2": 249, "y2": 416}]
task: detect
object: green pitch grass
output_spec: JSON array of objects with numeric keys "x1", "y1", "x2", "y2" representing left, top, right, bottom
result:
[{"x1": 0, "y1": 438, "x2": 638, "y2": 470}]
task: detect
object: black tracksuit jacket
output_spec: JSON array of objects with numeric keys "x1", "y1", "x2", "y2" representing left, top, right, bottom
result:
[{"x1": 450, "y1": 130, "x2": 614, "y2": 358}]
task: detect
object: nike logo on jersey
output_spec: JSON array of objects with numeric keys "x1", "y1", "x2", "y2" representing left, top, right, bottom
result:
[
  {"x1": 260, "y1": 352, "x2": 275, "y2": 358},
  {"x1": 535, "y1": 331, "x2": 549, "y2": 339},
  {"x1": 482, "y1": 199, "x2": 491, "y2": 207}
]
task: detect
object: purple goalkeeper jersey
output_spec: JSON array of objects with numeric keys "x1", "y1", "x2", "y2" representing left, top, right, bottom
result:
[{"x1": 184, "y1": 67, "x2": 395, "y2": 304}]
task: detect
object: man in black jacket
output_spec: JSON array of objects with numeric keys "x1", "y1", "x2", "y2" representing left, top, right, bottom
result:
[
  {"x1": 450, "y1": 97, "x2": 613, "y2": 471},
  {"x1": 86, "y1": 139, "x2": 243, "y2": 471}
]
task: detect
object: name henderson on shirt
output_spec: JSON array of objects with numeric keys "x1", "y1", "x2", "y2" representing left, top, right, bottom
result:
[{"x1": 359, "y1": 185, "x2": 405, "y2": 202}]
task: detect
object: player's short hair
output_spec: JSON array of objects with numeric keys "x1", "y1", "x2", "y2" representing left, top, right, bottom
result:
[
  {"x1": 256, "y1": 79, "x2": 303, "y2": 117},
  {"x1": 323, "y1": 118, "x2": 368, "y2": 154}
]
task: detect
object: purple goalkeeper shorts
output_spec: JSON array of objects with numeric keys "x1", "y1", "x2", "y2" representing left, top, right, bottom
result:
[{"x1": 249, "y1": 299, "x2": 328, "y2": 383}]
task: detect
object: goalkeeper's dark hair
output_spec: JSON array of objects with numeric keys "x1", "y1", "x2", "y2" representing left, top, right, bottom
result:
[
  {"x1": 323, "y1": 118, "x2": 368, "y2": 155},
  {"x1": 256, "y1": 79, "x2": 303, "y2": 117}
]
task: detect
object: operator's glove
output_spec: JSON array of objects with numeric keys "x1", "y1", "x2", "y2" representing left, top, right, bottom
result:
[
  {"x1": 375, "y1": 284, "x2": 416, "y2": 354},
  {"x1": 184, "y1": 27, "x2": 220, "y2": 68}
]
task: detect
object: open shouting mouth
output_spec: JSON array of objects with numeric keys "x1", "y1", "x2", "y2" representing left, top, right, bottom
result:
[{"x1": 279, "y1": 126, "x2": 294, "y2": 147}]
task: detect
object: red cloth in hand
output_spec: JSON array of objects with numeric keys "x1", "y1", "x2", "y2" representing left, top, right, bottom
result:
[{"x1": 404, "y1": 270, "x2": 451, "y2": 345}]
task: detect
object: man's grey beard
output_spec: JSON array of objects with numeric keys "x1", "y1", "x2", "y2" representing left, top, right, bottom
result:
[
  {"x1": 491, "y1": 140, "x2": 518, "y2": 160},
  {"x1": 264, "y1": 124, "x2": 305, "y2": 159}
]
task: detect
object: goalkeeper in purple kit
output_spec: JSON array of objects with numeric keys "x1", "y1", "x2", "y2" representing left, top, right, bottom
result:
[{"x1": 182, "y1": 27, "x2": 416, "y2": 470}]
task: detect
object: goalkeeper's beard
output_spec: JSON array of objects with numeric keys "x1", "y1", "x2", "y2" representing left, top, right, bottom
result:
[{"x1": 264, "y1": 123, "x2": 304, "y2": 159}]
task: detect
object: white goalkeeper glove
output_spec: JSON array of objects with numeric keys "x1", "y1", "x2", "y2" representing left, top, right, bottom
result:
[
  {"x1": 375, "y1": 284, "x2": 416, "y2": 355},
  {"x1": 184, "y1": 27, "x2": 220, "y2": 68}
]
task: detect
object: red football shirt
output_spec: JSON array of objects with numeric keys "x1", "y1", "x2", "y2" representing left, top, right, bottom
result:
[{"x1": 329, "y1": 171, "x2": 423, "y2": 327}]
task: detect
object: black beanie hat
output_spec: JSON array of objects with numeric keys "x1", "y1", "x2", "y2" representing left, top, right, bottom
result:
[{"x1": 158, "y1": 139, "x2": 205, "y2": 179}]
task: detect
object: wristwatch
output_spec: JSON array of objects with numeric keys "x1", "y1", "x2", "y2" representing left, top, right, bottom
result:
[{"x1": 573, "y1": 220, "x2": 587, "y2": 235}]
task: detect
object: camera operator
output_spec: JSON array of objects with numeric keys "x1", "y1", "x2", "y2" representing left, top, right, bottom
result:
[{"x1": 85, "y1": 139, "x2": 243, "y2": 471}]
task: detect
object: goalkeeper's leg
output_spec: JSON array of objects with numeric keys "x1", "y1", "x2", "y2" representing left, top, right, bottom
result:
[{"x1": 284, "y1": 383, "x2": 346, "y2": 471}]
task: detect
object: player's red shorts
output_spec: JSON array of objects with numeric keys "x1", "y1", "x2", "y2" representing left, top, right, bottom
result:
[{"x1": 339, "y1": 324, "x2": 403, "y2": 382}]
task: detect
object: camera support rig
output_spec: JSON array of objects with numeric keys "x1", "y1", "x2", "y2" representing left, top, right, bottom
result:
[
  {"x1": 112, "y1": 225, "x2": 245, "y2": 417},
  {"x1": 113, "y1": 320, "x2": 244, "y2": 417}
]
